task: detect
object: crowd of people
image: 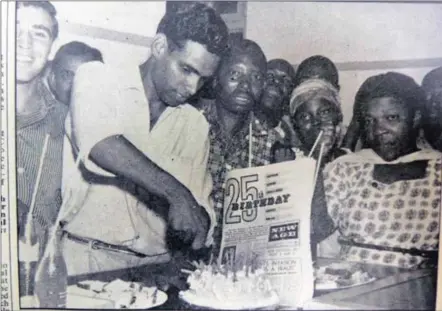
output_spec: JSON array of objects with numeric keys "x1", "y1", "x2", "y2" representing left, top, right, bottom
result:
[{"x1": 16, "y1": 0, "x2": 442, "y2": 286}]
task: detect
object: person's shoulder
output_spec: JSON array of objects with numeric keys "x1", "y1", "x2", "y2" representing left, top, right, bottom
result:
[
  {"x1": 416, "y1": 148, "x2": 442, "y2": 161},
  {"x1": 324, "y1": 149, "x2": 368, "y2": 174},
  {"x1": 179, "y1": 103, "x2": 210, "y2": 130},
  {"x1": 76, "y1": 61, "x2": 138, "y2": 85}
]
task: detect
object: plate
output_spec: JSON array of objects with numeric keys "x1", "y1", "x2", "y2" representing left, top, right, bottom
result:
[
  {"x1": 314, "y1": 264, "x2": 376, "y2": 291},
  {"x1": 68, "y1": 284, "x2": 167, "y2": 309},
  {"x1": 179, "y1": 290, "x2": 279, "y2": 310}
]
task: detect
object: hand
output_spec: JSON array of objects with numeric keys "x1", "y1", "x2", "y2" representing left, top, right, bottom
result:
[{"x1": 168, "y1": 189, "x2": 210, "y2": 250}]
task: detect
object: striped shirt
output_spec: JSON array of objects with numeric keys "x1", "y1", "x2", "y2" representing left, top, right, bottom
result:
[{"x1": 17, "y1": 78, "x2": 68, "y2": 251}]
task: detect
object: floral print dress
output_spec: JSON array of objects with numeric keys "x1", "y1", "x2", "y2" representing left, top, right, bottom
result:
[{"x1": 323, "y1": 149, "x2": 442, "y2": 268}]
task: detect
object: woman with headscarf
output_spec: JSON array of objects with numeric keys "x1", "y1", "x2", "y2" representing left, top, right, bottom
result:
[
  {"x1": 321, "y1": 72, "x2": 441, "y2": 268},
  {"x1": 272, "y1": 78, "x2": 348, "y2": 167},
  {"x1": 271, "y1": 79, "x2": 347, "y2": 261}
]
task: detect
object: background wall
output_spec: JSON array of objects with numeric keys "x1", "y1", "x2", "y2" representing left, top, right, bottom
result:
[
  {"x1": 246, "y1": 2, "x2": 442, "y2": 123},
  {"x1": 50, "y1": 2, "x2": 165, "y2": 68},
  {"x1": 50, "y1": 2, "x2": 442, "y2": 124}
]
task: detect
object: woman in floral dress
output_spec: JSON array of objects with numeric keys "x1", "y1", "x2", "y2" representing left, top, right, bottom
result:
[{"x1": 322, "y1": 72, "x2": 442, "y2": 268}]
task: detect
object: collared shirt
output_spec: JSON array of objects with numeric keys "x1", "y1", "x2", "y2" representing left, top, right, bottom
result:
[
  {"x1": 60, "y1": 62, "x2": 214, "y2": 269},
  {"x1": 323, "y1": 148, "x2": 441, "y2": 268},
  {"x1": 202, "y1": 101, "x2": 279, "y2": 251},
  {"x1": 17, "y1": 78, "x2": 68, "y2": 247}
]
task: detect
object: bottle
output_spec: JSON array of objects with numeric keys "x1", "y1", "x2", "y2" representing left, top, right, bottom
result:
[{"x1": 34, "y1": 225, "x2": 67, "y2": 308}]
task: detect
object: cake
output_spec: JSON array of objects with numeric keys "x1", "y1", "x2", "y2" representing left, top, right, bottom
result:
[{"x1": 179, "y1": 261, "x2": 279, "y2": 310}]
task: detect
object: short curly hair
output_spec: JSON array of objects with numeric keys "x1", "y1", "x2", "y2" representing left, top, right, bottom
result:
[
  {"x1": 52, "y1": 41, "x2": 103, "y2": 69},
  {"x1": 354, "y1": 72, "x2": 425, "y2": 122},
  {"x1": 294, "y1": 55, "x2": 339, "y2": 89},
  {"x1": 18, "y1": 1, "x2": 59, "y2": 40},
  {"x1": 157, "y1": 2, "x2": 229, "y2": 57}
]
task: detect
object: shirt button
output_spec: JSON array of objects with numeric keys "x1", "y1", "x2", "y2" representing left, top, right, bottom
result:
[
  {"x1": 18, "y1": 167, "x2": 24, "y2": 174},
  {"x1": 371, "y1": 182, "x2": 378, "y2": 189}
]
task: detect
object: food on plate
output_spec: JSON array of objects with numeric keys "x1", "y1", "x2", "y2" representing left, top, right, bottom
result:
[
  {"x1": 179, "y1": 260, "x2": 279, "y2": 309},
  {"x1": 75, "y1": 279, "x2": 162, "y2": 309},
  {"x1": 315, "y1": 263, "x2": 375, "y2": 289}
]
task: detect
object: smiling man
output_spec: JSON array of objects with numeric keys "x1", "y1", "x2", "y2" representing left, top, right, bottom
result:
[
  {"x1": 257, "y1": 59, "x2": 295, "y2": 129},
  {"x1": 60, "y1": 3, "x2": 229, "y2": 275},
  {"x1": 16, "y1": 0, "x2": 67, "y2": 297},
  {"x1": 202, "y1": 39, "x2": 281, "y2": 256}
]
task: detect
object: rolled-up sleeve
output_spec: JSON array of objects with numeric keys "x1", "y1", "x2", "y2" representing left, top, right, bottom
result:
[{"x1": 70, "y1": 61, "x2": 125, "y2": 176}]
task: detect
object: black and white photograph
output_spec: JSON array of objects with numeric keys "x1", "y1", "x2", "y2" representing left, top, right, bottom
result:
[{"x1": 1, "y1": 0, "x2": 442, "y2": 310}]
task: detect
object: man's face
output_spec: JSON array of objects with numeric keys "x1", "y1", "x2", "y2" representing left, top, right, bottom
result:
[
  {"x1": 261, "y1": 66, "x2": 294, "y2": 113},
  {"x1": 216, "y1": 54, "x2": 265, "y2": 114},
  {"x1": 50, "y1": 56, "x2": 91, "y2": 104},
  {"x1": 154, "y1": 40, "x2": 220, "y2": 107},
  {"x1": 293, "y1": 98, "x2": 341, "y2": 155},
  {"x1": 16, "y1": 5, "x2": 55, "y2": 83},
  {"x1": 361, "y1": 97, "x2": 415, "y2": 162}
]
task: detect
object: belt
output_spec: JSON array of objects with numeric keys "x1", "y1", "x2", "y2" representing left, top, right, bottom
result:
[
  {"x1": 63, "y1": 231, "x2": 147, "y2": 258},
  {"x1": 338, "y1": 236, "x2": 439, "y2": 259}
]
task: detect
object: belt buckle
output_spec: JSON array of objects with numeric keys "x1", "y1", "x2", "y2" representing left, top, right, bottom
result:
[{"x1": 89, "y1": 240, "x2": 100, "y2": 250}]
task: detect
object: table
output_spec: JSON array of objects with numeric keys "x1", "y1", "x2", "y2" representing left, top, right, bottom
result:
[
  {"x1": 305, "y1": 258, "x2": 436, "y2": 310},
  {"x1": 67, "y1": 257, "x2": 437, "y2": 310}
]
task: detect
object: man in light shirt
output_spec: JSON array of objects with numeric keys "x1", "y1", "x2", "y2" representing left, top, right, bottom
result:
[{"x1": 60, "y1": 3, "x2": 229, "y2": 275}]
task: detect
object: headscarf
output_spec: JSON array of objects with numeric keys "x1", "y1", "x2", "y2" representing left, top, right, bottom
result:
[{"x1": 289, "y1": 78, "x2": 341, "y2": 117}]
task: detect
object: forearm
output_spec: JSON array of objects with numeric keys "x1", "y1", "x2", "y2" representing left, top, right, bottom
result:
[{"x1": 89, "y1": 135, "x2": 187, "y2": 201}]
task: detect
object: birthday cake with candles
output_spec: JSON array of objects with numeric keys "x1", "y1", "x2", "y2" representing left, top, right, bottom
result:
[{"x1": 179, "y1": 259, "x2": 279, "y2": 310}]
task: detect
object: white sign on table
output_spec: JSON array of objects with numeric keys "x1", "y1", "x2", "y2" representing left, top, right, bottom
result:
[{"x1": 219, "y1": 158, "x2": 317, "y2": 309}]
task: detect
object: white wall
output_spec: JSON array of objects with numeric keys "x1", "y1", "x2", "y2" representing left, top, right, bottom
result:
[
  {"x1": 246, "y1": 2, "x2": 442, "y2": 123},
  {"x1": 47, "y1": 2, "x2": 442, "y2": 124},
  {"x1": 50, "y1": 2, "x2": 165, "y2": 68}
]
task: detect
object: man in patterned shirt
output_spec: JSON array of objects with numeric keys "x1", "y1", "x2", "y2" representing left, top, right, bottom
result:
[{"x1": 203, "y1": 39, "x2": 279, "y2": 255}]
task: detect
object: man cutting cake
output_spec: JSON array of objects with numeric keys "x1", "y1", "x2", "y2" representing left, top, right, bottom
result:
[{"x1": 59, "y1": 4, "x2": 229, "y2": 275}]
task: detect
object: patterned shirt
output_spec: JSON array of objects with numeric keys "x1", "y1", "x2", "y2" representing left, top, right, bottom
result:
[
  {"x1": 202, "y1": 102, "x2": 279, "y2": 252},
  {"x1": 324, "y1": 149, "x2": 442, "y2": 268},
  {"x1": 17, "y1": 78, "x2": 68, "y2": 252}
]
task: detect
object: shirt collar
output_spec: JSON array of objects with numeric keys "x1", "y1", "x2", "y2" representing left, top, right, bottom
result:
[{"x1": 17, "y1": 78, "x2": 66, "y2": 130}]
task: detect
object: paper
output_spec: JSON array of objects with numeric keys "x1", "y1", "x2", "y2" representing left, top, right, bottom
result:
[{"x1": 219, "y1": 158, "x2": 317, "y2": 308}]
